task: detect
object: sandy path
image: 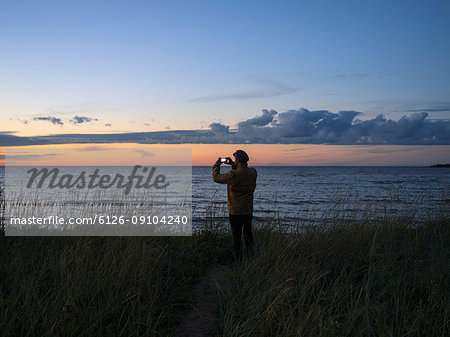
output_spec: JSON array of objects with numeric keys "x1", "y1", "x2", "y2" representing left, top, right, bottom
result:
[{"x1": 173, "y1": 265, "x2": 229, "y2": 337}]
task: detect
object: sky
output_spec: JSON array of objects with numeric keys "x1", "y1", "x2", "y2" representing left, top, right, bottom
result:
[
  {"x1": 1, "y1": 0, "x2": 449, "y2": 165},
  {"x1": 3, "y1": 144, "x2": 450, "y2": 166}
]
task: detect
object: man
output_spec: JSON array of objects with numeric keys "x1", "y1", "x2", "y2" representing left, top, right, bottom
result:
[{"x1": 213, "y1": 150, "x2": 257, "y2": 261}]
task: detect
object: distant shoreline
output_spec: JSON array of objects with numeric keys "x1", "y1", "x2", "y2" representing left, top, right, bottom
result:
[{"x1": 429, "y1": 163, "x2": 450, "y2": 168}]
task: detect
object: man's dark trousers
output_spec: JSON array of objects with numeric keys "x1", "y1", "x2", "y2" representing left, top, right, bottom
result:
[{"x1": 229, "y1": 214, "x2": 254, "y2": 261}]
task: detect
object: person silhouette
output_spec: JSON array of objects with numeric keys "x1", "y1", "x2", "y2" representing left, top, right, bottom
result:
[{"x1": 213, "y1": 150, "x2": 257, "y2": 261}]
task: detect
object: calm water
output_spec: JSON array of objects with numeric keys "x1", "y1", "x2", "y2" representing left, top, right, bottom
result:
[
  {"x1": 192, "y1": 166, "x2": 450, "y2": 225},
  {"x1": 1, "y1": 166, "x2": 449, "y2": 226}
]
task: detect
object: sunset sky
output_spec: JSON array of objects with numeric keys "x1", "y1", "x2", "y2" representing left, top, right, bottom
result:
[
  {"x1": 3, "y1": 144, "x2": 450, "y2": 167},
  {"x1": 1, "y1": 1, "x2": 449, "y2": 165}
]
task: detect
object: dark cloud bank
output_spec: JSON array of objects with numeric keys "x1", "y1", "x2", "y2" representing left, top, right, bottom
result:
[{"x1": 2, "y1": 109, "x2": 449, "y2": 146}]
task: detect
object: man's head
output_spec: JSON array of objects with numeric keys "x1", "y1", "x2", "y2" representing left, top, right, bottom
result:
[{"x1": 233, "y1": 150, "x2": 249, "y2": 163}]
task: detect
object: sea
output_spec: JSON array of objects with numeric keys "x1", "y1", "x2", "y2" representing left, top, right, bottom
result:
[
  {"x1": 193, "y1": 166, "x2": 449, "y2": 226},
  {"x1": 1, "y1": 166, "x2": 449, "y2": 229}
]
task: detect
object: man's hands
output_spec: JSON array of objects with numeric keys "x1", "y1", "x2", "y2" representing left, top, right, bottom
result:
[
  {"x1": 225, "y1": 157, "x2": 233, "y2": 165},
  {"x1": 215, "y1": 157, "x2": 234, "y2": 166}
]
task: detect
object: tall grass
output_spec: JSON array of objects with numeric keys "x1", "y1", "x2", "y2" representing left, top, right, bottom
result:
[
  {"x1": 218, "y1": 217, "x2": 449, "y2": 336},
  {"x1": 0, "y1": 186, "x2": 448, "y2": 336},
  {"x1": 0, "y1": 187, "x2": 5, "y2": 236},
  {"x1": 0, "y1": 235, "x2": 230, "y2": 336},
  {"x1": 1, "y1": 183, "x2": 230, "y2": 336}
]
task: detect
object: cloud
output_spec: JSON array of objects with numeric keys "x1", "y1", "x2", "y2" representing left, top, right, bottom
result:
[
  {"x1": 33, "y1": 116, "x2": 64, "y2": 126},
  {"x1": 105, "y1": 123, "x2": 112, "y2": 127},
  {"x1": 407, "y1": 108, "x2": 450, "y2": 113},
  {"x1": 0, "y1": 134, "x2": 37, "y2": 146},
  {"x1": 2, "y1": 109, "x2": 450, "y2": 146},
  {"x1": 238, "y1": 109, "x2": 277, "y2": 128},
  {"x1": 134, "y1": 149, "x2": 154, "y2": 157},
  {"x1": 335, "y1": 72, "x2": 395, "y2": 79},
  {"x1": 15, "y1": 119, "x2": 29, "y2": 125},
  {"x1": 4, "y1": 153, "x2": 59, "y2": 160},
  {"x1": 281, "y1": 147, "x2": 312, "y2": 152},
  {"x1": 70, "y1": 116, "x2": 98, "y2": 124},
  {"x1": 335, "y1": 73, "x2": 371, "y2": 79},
  {"x1": 276, "y1": 109, "x2": 360, "y2": 140},
  {"x1": 351, "y1": 146, "x2": 418, "y2": 154},
  {"x1": 233, "y1": 109, "x2": 449, "y2": 145},
  {"x1": 209, "y1": 122, "x2": 230, "y2": 134},
  {"x1": 21, "y1": 115, "x2": 99, "y2": 126},
  {"x1": 77, "y1": 146, "x2": 111, "y2": 151},
  {"x1": 190, "y1": 77, "x2": 298, "y2": 102},
  {"x1": 390, "y1": 102, "x2": 450, "y2": 116},
  {"x1": 400, "y1": 107, "x2": 450, "y2": 113}
]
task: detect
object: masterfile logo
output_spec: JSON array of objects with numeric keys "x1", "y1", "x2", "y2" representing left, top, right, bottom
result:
[
  {"x1": 4, "y1": 147, "x2": 192, "y2": 236},
  {"x1": 26, "y1": 165, "x2": 169, "y2": 195}
]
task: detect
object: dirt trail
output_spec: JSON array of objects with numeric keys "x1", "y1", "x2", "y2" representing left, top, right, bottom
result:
[{"x1": 173, "y1": 265, "x2": 229, "y2": 337}]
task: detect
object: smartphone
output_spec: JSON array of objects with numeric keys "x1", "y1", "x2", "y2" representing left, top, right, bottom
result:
[{"x1": 220, "y1": 158, "x2": 227, "y2": 163}]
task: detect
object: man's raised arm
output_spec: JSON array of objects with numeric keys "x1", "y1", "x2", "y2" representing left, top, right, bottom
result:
[{"x1": 212, "y1": 158, "x2": 233, "y2": 184}]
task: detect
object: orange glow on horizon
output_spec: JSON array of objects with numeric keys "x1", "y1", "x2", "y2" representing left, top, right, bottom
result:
[{"x1": 2, "y1": 143, "x2": 450, "y2": 166}]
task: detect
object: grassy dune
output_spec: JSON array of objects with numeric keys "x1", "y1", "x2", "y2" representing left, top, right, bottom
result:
[
  {"x1": 0, "y1": 188, "x2": 449, "y2": 336},
  {"x1": 218, "y1": 218, "x2": 449, "y2": 337},
  {"x1": 0, "y1": 234, "x2": 230, "y2": 336}
]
